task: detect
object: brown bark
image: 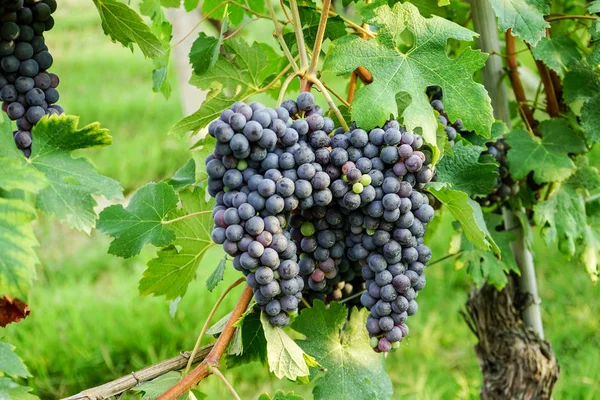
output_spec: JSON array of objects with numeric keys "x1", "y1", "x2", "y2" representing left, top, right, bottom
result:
[{"x1": 465, "y1": 277, "x2": 560, "y2": 400}]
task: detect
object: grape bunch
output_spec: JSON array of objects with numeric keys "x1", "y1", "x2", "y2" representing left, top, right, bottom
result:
[
  {"x1": 327, "y1": 121, "x2": 434, "y2": 352},
  {"x1": 0, "y1": 0, "x2": 63, "y2": 157},
  {"x1": 204, "y1": 92, "x2": 435, "y2": 352}
]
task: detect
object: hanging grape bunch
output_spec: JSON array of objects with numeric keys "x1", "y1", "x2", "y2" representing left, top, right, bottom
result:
[
  {"x1": 0, "y1": 0, "x2": 63, "y2": 157},
  {"x1": 204, "y1": 91, "x2": 435, "y2": 353}
]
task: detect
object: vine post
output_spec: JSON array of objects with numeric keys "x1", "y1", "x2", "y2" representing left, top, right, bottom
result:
[{"x1": 468, "y1": 0, "x2": 559, "y2": 397}]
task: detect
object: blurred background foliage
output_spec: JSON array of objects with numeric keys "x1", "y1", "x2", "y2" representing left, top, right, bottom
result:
[{"x1": 2, "y1": 1, "x2": 599, "y2": 399}]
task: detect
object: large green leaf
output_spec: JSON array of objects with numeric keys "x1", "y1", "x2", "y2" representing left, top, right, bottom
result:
[
  {"x1": 581, "y1": 95, "x2": 600, "y2": 145},
  {"x1": 0, "y1": 115, "x2": 123, "y2": 233},
  {"x1": 488, "y1": 0, "x2": 550, "y2": 45},
  {"x1": 505, "y1": 119, "x2": 586, "y2": 184},
  {"x1": 429, "y1": 185, "x2": 498, "y2": 252},
  {"x1": 0, "y1": 199, "x2": 39, "y2": 299},
  {"x1": 260, "y1": 312, "x2": 318, "y2": 381},
  {"x1": 139, "y1": 189, "x2": 219, "y2": 300},
  {"x1": 435, "y1": 142, "x2": 498, "y2": 197},
  {"x1": 93, "y1": 0, "x2": 165, "y2": 59},
  {"x1": 324, "y1": 2, "x2": 493, "y2": 145},
  {"x1": 97, "y1": 182, "x2": 179, "y2": 258},
  {"x1": 292, "y1": 301, "x2": 393, "y2": 400},
  {"x1": 0, "y1": 341, "x2": 30, "y2": 378},
  {"x1": 189, "y1": 13, "x2": 228, "y2": 76}
]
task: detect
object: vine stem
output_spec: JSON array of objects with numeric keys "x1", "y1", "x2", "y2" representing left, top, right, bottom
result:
[
  {"x1": 289, "y1": 0, "x2": 309, "y2": 71},
  {"x1": 307, "y1": 0, "x2": 331, "y2": 77},
  {"x1": 528, "y1": 41, "x2": 560, "y2": 118},
  {"x1": 277, "y1": 71, "x2": 303, "y2": 105},
  {"x1": 207, "y1": 366, "x2": 241, "y2": 400},
  {"x1": 546, "y1": 14, "x2": 598, "y2": 22},
  {"x1": 505, "y1": 29, "x2": 537, "y2": 135},
  {"x1": 183, "y1": 277, "x2": 246, "y2": 375},
  {"x1": 157, "y1": 285, "x2": 254, "y2": 400},
  {"x1": 267, "y1": 0, "x2": 299, "y2": 72},
  {"x1": 309, "y1": 77, "x2": 349, "y2": 131}
]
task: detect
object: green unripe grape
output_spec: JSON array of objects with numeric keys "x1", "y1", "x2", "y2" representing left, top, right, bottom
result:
[
  {"x1": 366, "y1": 228, "x2": 376, "y2": 235},
  {"x1": 392, "y1": 341, "x2": 401, "y2": 349},
  {"x1": 273, "y1": 270, "x2": 280, "y2": 280},
  {"x1": 360, "y1": 174, "x2": 372, "y2": 186},
  {"x1": 288, "y1": 309, "x2": 299, "y2": 317},
  {"x1": 342, "y1": 175, "x2": 348, "y2": 182},
  {"x1": 301, "y1": 221, "x2": 316, "y2": 236},
  {"x1": 237, "y1": 159, "x2": 248, "y2": 171},
  {"x1": 352, "y1": 182, "x2": 364, "y2": 194},
  {"x1": 369, "y1": 337, "x2": 379, "y2": 348}
]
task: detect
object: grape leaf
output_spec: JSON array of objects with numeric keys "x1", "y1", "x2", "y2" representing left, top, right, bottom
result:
[
  {"x1": 533, "y1": 159, "x2": 600, "y2": 273},
  {"x1": 461, "y1": 120, "x2": 507, "y2": 147},
  {"x1": 0, "y1": 378, "x2": 38, "y2": 400},
  {"x1": 202, "y1": 0, "x2": 244, "y2": 26},
  {"x1": 428, "y1": 185, "x2": 498, "y2": 252},
  {"x1": 455, "y1": 214, "x2": 519, "y2": 289},
  {"x1": 139, "y1": 189, "x2": 218, "y2": 300},
  {"x1": 258, "y1": 391, "x2": 305, "y2": 400},
  {"x1": 0, "y1": 296, "x2": 30, "y2": 327},
  {"x1": 0, "y1": 199, "x2": 39, "y2": 299},
  {"x1": 292, "y1": 301, "x2": 393, "y2": 400},
  {"x1": 0, "y1": 341, "x2": 30, "y2": 378},
  {"x1": 171, "y1": 39, "x2": 284, "y2": 137},
  {"x1": 189, "y1": 14, "x2": 228, "y2": 75},
  {"x1": 488, "y1": 0, "x2": 550, "y2": 45},
  {"x1": 97, "y1": 182, "x2": 179, "y2": 258},
  {"x1": 168, "y1": 158, "x2": 197, "y2": 191},
  {"x1": 584, "y1": 200, "x2": 600, "y2": 282},
  {"x1": 151, "y1": 22, "x2": 173, "y2": 99},
  {"x1": 435, "y1": 142, "x2": 499, "y2": 197},
  {"x1": 581, "y1": 95, "x2": 600, "y2": 145},
  {"x1": 505, "y1": 119, "x2": 586, "y2": 184},
  {"x1": 226, "y1": 309, "x2": 267, "y2": 368},
  {"x1": 531, "y1": 35, "x2": 582, "y2": 77},
  {"x1": 260, "y1": 311, "x2": 318, "y2": 381},
  {"x1": 206, "y1": 254, "x2": 226, "y2": 291},
  {"x1": 0, "y1": 157, "x2": 47, "y2": 194},
  {"x1": 562, "y1": 63, "x2": 600, "y2": 103},
  {"x1": 324, "y1": 2, "x2": 493, "y2": 145},
  {"x1": 92, "y1": 0, "x2": 165, "y2": 59},
  {"x1": 0, "y1": 115, "x2": 123, "y2": 233}
]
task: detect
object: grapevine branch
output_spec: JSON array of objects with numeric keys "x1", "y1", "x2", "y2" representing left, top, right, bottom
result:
[
  {"x1": 62, "y1": 345, "x2": 213, "y2": 400},
  {"x1": 546, "y1": 15, "x2": 598, "y2": 22},
  {"x1": 267, "y1": 0, "x2": 299, "y2": 72},
  {"x1": 347, "y1": 71, "x2": 358, "y2": 103},
  {"x1": 505, "y1": 29, "x2": 536, "y2": 133},
  {"x1": 208, "y1": 366, "x2": 242, "y2": 400},
  {"x1": 289, "y1": 0, "x2": 309, "y2": 71},
  {"x1": 307, "y1": 0, "x2": 331, "y2": 77},
  {"x1": 310, "y1": 76, "x2": 350, "y2": 131},
  {"x1": 157, "y1": 285, "x2": 254, "y2": 400}
]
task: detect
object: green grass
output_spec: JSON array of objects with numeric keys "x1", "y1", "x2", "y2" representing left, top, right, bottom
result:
[{"x1": 2, "y1": 2, "x2": 599, "y2": 400}]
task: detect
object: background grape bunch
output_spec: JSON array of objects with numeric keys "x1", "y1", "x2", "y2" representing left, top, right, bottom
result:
[
  {"x1": 205, "y1": 92, "x2": 435, "y2": 352},
  {"x1": 0, "y1": 0, "x2": 63, "y2": 157},
  {"x1": 427, "y1": 85, "x2": 519, "y2": 207}
]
